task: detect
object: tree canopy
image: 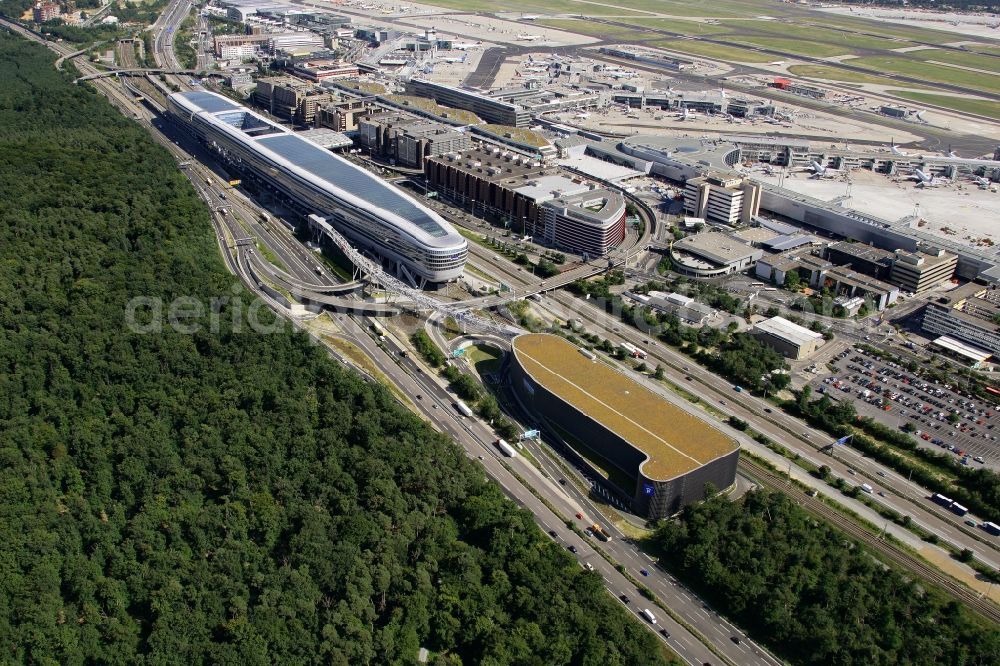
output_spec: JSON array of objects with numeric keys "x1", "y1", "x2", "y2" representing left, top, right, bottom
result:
[
  {"x1": 650, "y1": 490, "x2": 1000, "y2": 666},
  {"x1": 0, "y1": 35, "x2": 668, "y2": 665}
]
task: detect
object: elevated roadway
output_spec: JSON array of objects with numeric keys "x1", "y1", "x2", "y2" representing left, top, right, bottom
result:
[
  {"x1": 244, "y1": 250, "x2": 400, "y2": 315},
  {"x1": 76, "y1": 67, "x2": 202, "y2": 81}
]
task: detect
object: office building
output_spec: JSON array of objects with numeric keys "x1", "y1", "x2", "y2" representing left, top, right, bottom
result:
[
  {"x1": 214, "y1": 34, "x2": 270, "y2": 59},
  {"x1": 922, "y1": 283, "x2": 1000, "y2": 358},
  {"x1": 424, "y1": 145, "x2": 550, "y2": 227},
  {"x1": 254, "y1": 76, "x2": 333, "y2": 125},
  {"x1": 755, "y1": 253, "x2": 898, "y2": 310},
  {"x1": 823, "y1": 241, "x2": 895, "y2": 281},
  {"x1": 358, "y1": 113, "x2": 472, "y2": 168},
  {"x1": 286, "y1": 56, "x2": 358, "y2": 81},
  {"x1": 890, "y1": 246, "x2": 957, "y2": 294},
  {"x1": 537, "y1": 187, "x2": 626, "y2": 257},
  {"x1": 269, "y1": 31, "x2": 324, "y2": 54},
  {"x1": 315, "y1": 97, "x2": 371, "y2": 133},
  {"x1": 683, "y1": 172, "x2": 761, "y2": 225},
  {"x1": 32, "y1": 2, "x2": 59, "y2": 22}
]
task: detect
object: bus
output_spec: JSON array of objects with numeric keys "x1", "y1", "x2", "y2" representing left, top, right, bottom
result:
[
  {"x1": 931, "y1": 493, "x2": 953, "y2": 507},
  {"x1": 370, "y1": 319, "x2": 386, "y2": 339}
]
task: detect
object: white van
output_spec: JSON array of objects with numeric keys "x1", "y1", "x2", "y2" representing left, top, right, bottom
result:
[{"x1": 641, "y1": 609, "x2": 657, "y2": 624}]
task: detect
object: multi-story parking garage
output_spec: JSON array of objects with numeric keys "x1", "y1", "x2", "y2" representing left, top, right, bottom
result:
[
  {"x1": 167, "y1": 91, "x2": 468, "y2": 286},
  {"x1": 509, "y1": 334, "x2": 739, "y2": 518}
]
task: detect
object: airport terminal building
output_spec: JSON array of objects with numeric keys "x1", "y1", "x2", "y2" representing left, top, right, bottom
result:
[{"x1": 509, "y1": 334, "x2": 739, "y2": 519}]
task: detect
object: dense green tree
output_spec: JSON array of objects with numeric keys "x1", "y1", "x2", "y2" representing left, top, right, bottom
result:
[
  {"x1": 0, "y1": 35, "x2": 668, "y2": 665},
  {"x1": 651, "y1": 490, "x2": 1000, "y2": 666}
]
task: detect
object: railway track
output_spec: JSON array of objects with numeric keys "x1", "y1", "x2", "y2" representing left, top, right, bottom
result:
[{"x1": 739, "y1": 457, "x2": 1000, "y2": 625}]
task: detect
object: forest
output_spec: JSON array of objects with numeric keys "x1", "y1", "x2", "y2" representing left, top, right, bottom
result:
[
  {"x1": 651, "y1": 490, "x2": 1000, "y2": 666},
  {"x1": 0, "y1": 35, "x2": 667, "y2": 665}
]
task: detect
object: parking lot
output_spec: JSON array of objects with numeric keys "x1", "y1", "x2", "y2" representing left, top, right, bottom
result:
[{"x1": 811, "y1": 346, "x2": 1000, "y2": 470}]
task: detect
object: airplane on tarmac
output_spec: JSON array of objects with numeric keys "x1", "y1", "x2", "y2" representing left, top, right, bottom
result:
[
  {"x1": 515, "y1": 34, "x2": 542, "y2": 41},
  {"x1": 889, "y1": 139, "x2": 909, "y2": 156},
  {"x1": 574, "y1": 112, "x2": 590, "y2": 119},
  {"x1": 972, "y1": 176, "x2": 991, "y2": 189},
  {"x1": 909, "y1": 168, "x2": 948, "y2": 187},
  {"x1": 792, "y1": 161, "x2": 839, "y2": 178}
]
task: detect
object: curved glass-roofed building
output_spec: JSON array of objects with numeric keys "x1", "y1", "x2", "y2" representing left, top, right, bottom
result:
[{"x1": 167, "y1": 91, "x2": 467, "y2": 284}]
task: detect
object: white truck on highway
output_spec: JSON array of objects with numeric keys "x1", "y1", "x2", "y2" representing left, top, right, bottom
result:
[
  {"x1": 495, "y1": 439, "x2": 518, "y2": 458},
  {"x1": 641, "y1": 608, "x2": 657, "y2": 624}
]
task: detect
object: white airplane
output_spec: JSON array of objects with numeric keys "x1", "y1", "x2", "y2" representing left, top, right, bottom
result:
[
  {"x1": 808, "y1": 161, "x2": 839, "y2": 178},
  {"x1": 719, "y1": 87, "x2": 728, "y2": 99},
  {"x1": 972, "y1": 176, "x2": 991, "y2": 189},
  {"x1": 521, "y1": 13, "x2": 539, "y2": 20},
  {"x1": 678, "y1": 107, "x2": 696, "y2": 121},
  {"x1": 909, "y1": 168, "x2": 947, "y2": 187},
  {"x1": 947, "y1": 146, "x2": 958, "y2": 158},
  {"x1": 574, "y1": 112, "x2": 590, "y2": 119},
  {"x1": 889, "y1": 139, "x2": 908, "y2": 156},
  {"x1": 515, "y1": 34, "x2": 542, "y2": 41},
  {"x1": 792, "y1": 161, "x2": 838, "y2": 178}
]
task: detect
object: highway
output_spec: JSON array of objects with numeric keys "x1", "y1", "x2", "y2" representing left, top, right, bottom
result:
[{"x1": 385, "y1": 315, "x2": 778, "y2": 666}]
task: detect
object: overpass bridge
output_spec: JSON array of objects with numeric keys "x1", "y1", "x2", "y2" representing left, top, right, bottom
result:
[
  {"x1": 75, "y1": 67, "x2": 218, "y2": 82},
  {"x1": 244, "y1": 250, "x2": 401, "y2": 315},
  {"x1": 306, "y1": 214, "x2": 522, "y2": 337}
]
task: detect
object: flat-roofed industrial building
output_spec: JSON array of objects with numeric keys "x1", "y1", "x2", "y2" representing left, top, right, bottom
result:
[
  {"x1": 509, "y1": 334, "x2": 739, "y2": 519},
  {"x1": 752, "y1": 316, "x2": 824, "y2": 360}
]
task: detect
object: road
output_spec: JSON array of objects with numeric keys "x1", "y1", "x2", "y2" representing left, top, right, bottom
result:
[{"x1": 151, "y1": 0, "x2": 191, "y2": 73}]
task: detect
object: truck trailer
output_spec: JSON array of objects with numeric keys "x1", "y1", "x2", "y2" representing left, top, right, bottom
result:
[{"x1": 495, "y1": 439, "x2": 518, "y2": 458}]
